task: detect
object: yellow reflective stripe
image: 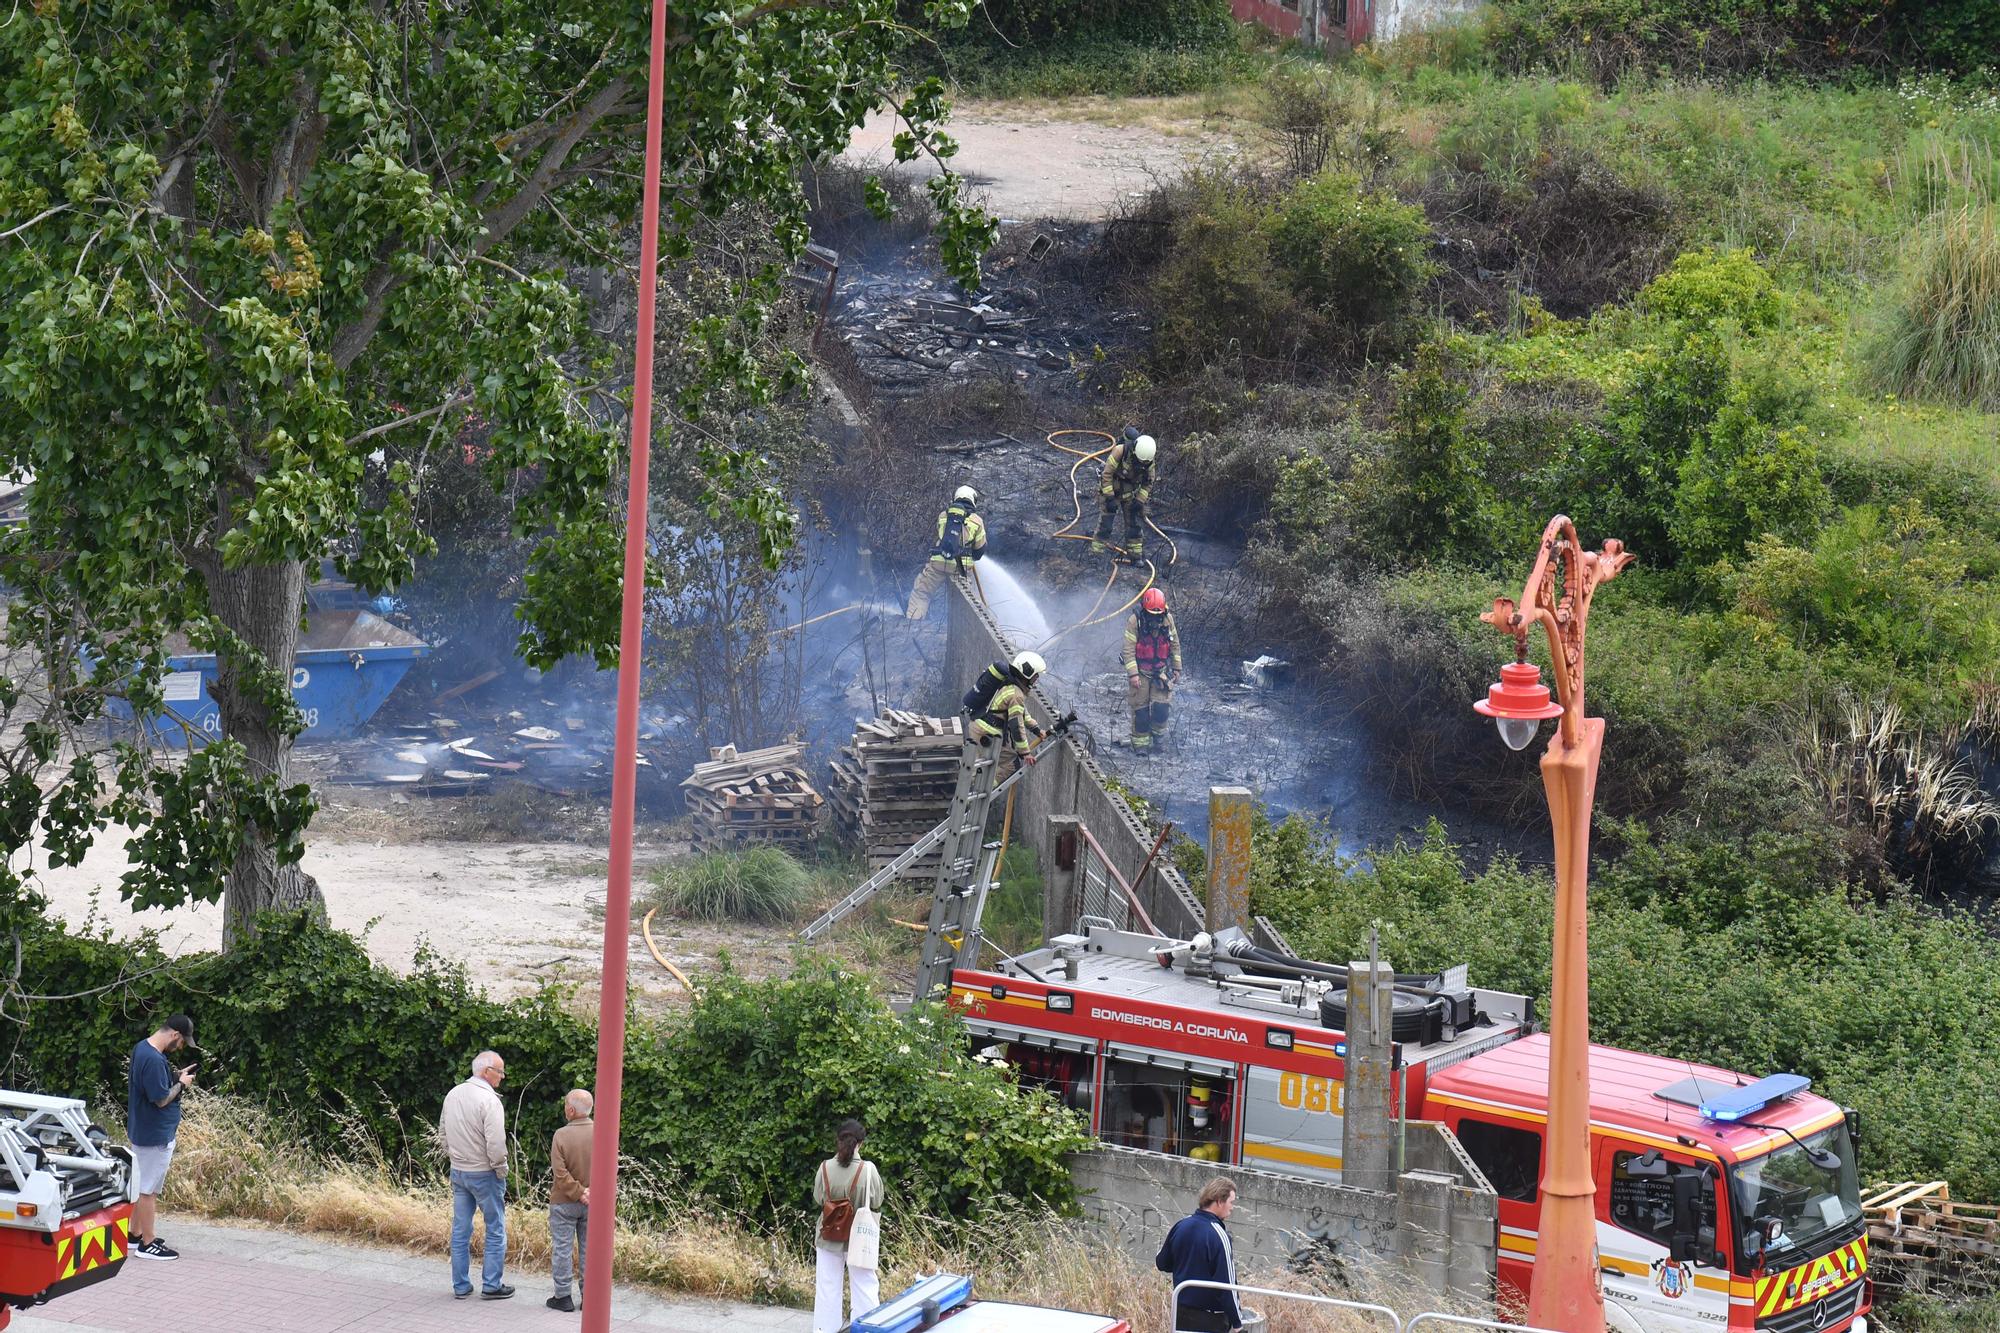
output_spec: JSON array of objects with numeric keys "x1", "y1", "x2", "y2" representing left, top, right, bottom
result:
[{"x1": 1243, "y1": 1141, "x2": 1343, "y2": 1172}]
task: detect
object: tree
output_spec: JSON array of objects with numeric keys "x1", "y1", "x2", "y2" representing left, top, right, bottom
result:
[{"x1": 0, "y1": 0, "x2": 995, "y2": 943}]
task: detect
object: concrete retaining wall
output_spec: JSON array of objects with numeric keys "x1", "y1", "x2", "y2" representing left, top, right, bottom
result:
[
  {"x1": 945, "y1": 577, "x2": 1205, "y2": 938},
  {"x1": 1072, "y1": 1125, "x2": 1497, "y2": 1304}
]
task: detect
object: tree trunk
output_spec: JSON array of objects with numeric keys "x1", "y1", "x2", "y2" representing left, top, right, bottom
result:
[{"x1": 205, "y1": 552, "x2": 326, "y2": 946}]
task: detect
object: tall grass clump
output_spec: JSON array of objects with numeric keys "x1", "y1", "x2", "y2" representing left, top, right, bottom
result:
[
  {"x1": 1867, "y1": 205, "x2": 2000, "y2": 410},
  {"x1": 653, "y1": 847, "x2": 813, "y2": 923}
]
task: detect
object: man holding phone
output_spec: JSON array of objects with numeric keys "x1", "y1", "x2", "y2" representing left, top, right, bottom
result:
[{"x1": 127, "y1": 1013, "x2": 196, "y2": 1260}]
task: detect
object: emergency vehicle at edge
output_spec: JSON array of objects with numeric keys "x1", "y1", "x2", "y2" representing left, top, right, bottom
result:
[
  {"x1": 951, "y1": 920, "x2": 1871, "y2": 1333},
  {"x1": 0, "y1": 1090, "x2": 137, "y2": 1328}
]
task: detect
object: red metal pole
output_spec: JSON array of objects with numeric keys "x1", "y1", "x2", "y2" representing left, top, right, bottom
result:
[{"x1": 580, "y1": 1, "x2": 668, "y2": 1326}]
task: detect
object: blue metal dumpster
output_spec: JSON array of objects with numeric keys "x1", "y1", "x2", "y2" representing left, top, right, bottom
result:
[{"x1": 112, "y1": 610, "x2": 431, "y2": 745}]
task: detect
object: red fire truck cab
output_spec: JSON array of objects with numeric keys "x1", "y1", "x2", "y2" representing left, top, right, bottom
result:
[{"x1": 952, "y1": 921, "x2": 1869, "y2": 1333}]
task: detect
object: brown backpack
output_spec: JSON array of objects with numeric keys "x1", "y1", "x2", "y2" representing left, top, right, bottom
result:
[{"x1": 818, "y1": 1161, "x2": 857, "y2": 1243}]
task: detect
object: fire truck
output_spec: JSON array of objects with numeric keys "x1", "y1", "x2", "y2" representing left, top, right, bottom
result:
[
  {"x1": 949, "y1": 920, "x2": 1870, "y2": 1333},
  {"x1": 0, "y1": 1091, "x2": 137, "y2": 1328}
]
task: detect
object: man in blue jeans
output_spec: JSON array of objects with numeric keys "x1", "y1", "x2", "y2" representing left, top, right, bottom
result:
[{"x1": 441, "y1": 1049, "x2": 514, "y2": 1300}]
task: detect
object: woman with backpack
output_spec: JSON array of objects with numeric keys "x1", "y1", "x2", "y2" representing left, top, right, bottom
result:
[{"x1": 811, "y1": 1117, "x2": 885, "y2": 1331}]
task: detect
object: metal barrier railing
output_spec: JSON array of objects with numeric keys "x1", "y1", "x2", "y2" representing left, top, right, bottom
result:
[
  {"x1": 1405, "y1": 1314, "x2": 1563, "y2": 1333},
  {"x1": 1170, "y1": 1279, "x2": 1402, "y2": 1333},
  {"x1": 1075, "y1": 820, "x2": 1161, "y2": 936},
  {"x1": 1077, "y1": 836, "x2": 1128, "y2": 932}
]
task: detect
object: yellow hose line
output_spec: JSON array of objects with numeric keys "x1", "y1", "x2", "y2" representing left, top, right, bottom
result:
[
  {"x1": 640, "y1": 907, "x2": 698, "y2": 994},
  {"x1": 1033, "y1": 426, "x2": 1181, "y2": 649}
]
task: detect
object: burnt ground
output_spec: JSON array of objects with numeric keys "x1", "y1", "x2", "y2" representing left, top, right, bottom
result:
[{"x1": 818, "y1": 215, "x2": 1534, "y2": 863}]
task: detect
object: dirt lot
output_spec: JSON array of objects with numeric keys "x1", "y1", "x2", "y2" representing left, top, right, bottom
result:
[
  {"x1": 844, "y1": 104, "x2": 1239, "y2": 221},
  {"x1": 25, "y1": 796, "x2": 827, "y2": 1010}
]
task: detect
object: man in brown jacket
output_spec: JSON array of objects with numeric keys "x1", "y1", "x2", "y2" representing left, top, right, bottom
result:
[{"x1": 546, "y1": 1088, "x2": 593, "y2": 1313}]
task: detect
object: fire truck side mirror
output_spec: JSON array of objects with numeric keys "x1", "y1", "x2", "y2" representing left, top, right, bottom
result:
[{"x1": 1844, "y1": 1108, "x2": 1861, "y2": 1145}]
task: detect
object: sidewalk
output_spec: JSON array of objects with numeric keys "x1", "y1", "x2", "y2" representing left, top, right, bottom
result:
[{"x1": 11, "y1": 1219, "x2": 813, "y2": 1332}]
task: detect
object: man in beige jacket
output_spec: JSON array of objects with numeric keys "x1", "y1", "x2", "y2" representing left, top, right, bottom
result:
[
  {"x1": 442, "y1": 1049, "x2": 513, "y2": 1300},
  {"x1": 546, "y1": 1089, "x2": 593, "y2": 1313}
]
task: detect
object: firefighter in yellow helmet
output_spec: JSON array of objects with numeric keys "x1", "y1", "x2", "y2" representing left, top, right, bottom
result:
[
  {"x1": 1091, "y1": 428, "x2": 1157, "y2": 560},
  {"x1": 1123, "y1": 586, "x2": 1182, "y2": 751},
  {"x1": 906, "y1": 484, "x2": 987, "y2": 620},
  {"x1": 968, "y1": 652, "x2": 1046, "y2": 767}
]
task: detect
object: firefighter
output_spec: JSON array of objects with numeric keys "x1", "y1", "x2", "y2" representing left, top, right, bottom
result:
[
  {"x1": 968, "y1": 651, "x2": 1045, "y2": 765},
  {"x1": 905, "y1": 484, "x2": 987, "y2": 620},
  {"x1": 961, "y1": 650, "x2": 1040, "y2": 719},
  {"x1": 1123, "y1": 586, "x2": 1182, "y2": 750},
  {"x1": 1091, "y1": 427, "x2": 1157, "y2": 560}
]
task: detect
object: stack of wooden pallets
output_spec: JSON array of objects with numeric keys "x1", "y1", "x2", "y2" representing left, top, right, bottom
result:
[
  {"x1": 828, "y1": 711, "x2": 964, "y2": 882},
  {"x1": 1864, "y1": 1180, "x2": 1999, "y2": 1293},
  {"x1": 682, "y1": 741, "x2": 823, "y2": 852}
]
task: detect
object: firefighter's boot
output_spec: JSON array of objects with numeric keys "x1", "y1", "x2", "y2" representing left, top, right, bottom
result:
[
  {"x1": 1090, "y1": 539, "x2": 1108, "y2": 556},
  {"x1": 1149, "y1": 700, "x2": 1171, "y2": 747}
]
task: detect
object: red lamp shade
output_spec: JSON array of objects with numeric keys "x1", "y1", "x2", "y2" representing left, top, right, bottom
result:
[{"x1": 1474, "y1": 661, "x2": 1564, "y2": 751}]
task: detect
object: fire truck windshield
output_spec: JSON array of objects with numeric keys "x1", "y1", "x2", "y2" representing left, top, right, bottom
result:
[{"x1": 1729, "y1": 1122, "x2": 1862, "y2": 1265}]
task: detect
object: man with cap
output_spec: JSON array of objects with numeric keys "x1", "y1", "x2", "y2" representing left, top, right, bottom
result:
[
  {"x1": 1092, "y1": 426, "x2": 1158, "y2": 560},
  {"x1": 127, "y1": 1014, "x2": 196, "y2": 1260}
]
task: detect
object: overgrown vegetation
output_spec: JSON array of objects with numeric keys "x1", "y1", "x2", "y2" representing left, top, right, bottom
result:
[
  {"x1": 1483, "y1": 0, "x2": 2000, "y2": 81},
  {"x1": 1251, "y1": 815, "x2": 2000, "y2": 1200},
  {"x1": 913, "y1": 0, "x2": 1261, "y2": 99},
  {"x1": 651, "y1": 847, "x2": 815, "y2": 924},
  {"x1": 8, "y1": 911, "x2": 1086, "y2": 1238}
]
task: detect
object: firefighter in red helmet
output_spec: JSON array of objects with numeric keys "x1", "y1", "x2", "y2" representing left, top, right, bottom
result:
[{"x1": 1122, "y1": 586, "x2": 1182, "y2": 751}]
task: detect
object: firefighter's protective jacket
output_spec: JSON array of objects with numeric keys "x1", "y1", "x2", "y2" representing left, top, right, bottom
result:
[
  {"x1": 1099, "y1": 443, "x2": 1154, "y2": 503},
  {"x1": 1123, "y1": 609, "x2": 1182, "y2": 678},
  {"x1": 971, "y1": 683, "x2": 1035, "y2": 755},
  {"x1": 927, "y1": 502, "x2": 987, "y2": 570}
]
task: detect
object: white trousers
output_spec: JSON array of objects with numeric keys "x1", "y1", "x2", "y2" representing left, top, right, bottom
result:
[{"x1": 813, "y1": 1245, "x2": 880, "y2": 1332}]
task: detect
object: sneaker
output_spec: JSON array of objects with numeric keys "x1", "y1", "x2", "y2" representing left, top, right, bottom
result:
[
  {"x1": 546, "y1": 1294, "x2": 577, "y2": 1312},
  {"x1": 455, "y1": 1290, "x2": 473, "y2": 1300},
  {"x1": 481, "y1": 1284, "x2": 516, "y2": 1301},
  {"x1": 132, "y1": 1239, "x2": 179, "y2": 1261}
]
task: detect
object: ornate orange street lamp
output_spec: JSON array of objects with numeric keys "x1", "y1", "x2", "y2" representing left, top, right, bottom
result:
[{"x1": 1474, "y1": 516, "x2": 1632, "y2": 1333}]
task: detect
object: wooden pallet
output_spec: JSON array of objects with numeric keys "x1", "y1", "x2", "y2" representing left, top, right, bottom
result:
[{"x1": 1864, "y1": 1181, "x2": 2000, "y2": 1289}]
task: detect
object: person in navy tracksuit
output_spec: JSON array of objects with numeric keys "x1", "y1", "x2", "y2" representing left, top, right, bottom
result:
[{"x1": 1156, "y1": 1177, "x2": 1244, "y2": 1332}]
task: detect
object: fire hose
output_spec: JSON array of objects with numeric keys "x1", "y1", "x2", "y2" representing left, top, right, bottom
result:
[{"x1": 1037, "y1": 428, "x2": 1179, "y2": 649}]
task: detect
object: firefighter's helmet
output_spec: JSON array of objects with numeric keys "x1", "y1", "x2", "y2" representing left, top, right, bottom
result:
[
  {"x1": 1133, "y1": 435, "x2": 1157, "y2": 463},
  {"x1": 1012, "y1": 651, "x2": 1046, "y2": 682},
  {"x1": 1141, "y1": 587, "x2": 1167, "y2": 614},
  {"x1": 954, "y1": 484, "x2": 978, "y2": 506}
]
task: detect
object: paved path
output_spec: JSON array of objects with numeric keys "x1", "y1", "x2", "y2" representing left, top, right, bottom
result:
[{"x1": 12, "y1": 1220, "x2": 813, "y2": 1333}]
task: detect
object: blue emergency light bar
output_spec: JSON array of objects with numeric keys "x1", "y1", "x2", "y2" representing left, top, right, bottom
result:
[
  {"x1": 1698, "y1": 1072, "x2": 1810, "y2": 1122},
  {"x1": 850, "y1": 1272, "x2": 975, "y2": 1333}
]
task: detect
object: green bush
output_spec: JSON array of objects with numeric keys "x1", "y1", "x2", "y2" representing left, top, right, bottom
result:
[
  {"x1": 1432, "y1": 77, "x2": 1592, "y2": 183},
  {"x1": 1150, "y1": 171, "x2": 1297, "y2": 371},
  {"x1": 1865, "y1": 205, "x2": 2000, "y2": 411},
  {"x1": 3, "y1": 913, "x2": 1086, "y2": 1232},
  {"x1": 1636, "y1": 247, "x2": 1783, "y2": 334},
  {"x1": 1733, "y1": 502, "x2": 2000, "y2": 696},
  {"x1": 1345, "y1": 342, "x2": 1496, "y2": 562},
  {"x1": 1251, "y1": 815, "x2": 2000, "y2": 1200},
  {"x1": 653, "y1": 847, "x2": 813, "y2": 923},
  {"x1": 1263, "y1": 172, "x2": 1435, "y2": 342},
  {"x1": 1565, "y1": 324, "x2": 1826, "y2": 575},
  {"x1": 1148, "y1": 168, "x2": 1433, "y2": 372}
]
